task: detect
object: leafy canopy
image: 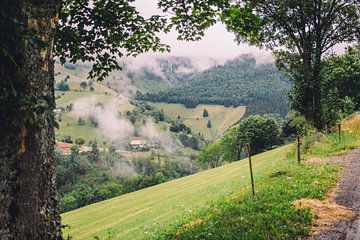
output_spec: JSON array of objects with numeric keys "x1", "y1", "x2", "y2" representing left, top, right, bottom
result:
[{"x1": 56, "y1": 0, "x2": 171, "y2": 81}]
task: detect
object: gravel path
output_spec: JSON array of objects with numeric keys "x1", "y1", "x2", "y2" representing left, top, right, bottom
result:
[{"x1": 313, "y1": 149, "x2": 360, "y2": 240}]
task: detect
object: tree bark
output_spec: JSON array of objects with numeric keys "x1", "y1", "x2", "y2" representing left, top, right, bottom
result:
[{"x1": 0, "y1": 1, "x2": 62, "y2": 239}]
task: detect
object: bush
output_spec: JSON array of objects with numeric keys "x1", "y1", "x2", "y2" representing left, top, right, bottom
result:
[
  {"x1": 64, "y1": 62, "x2": 76, "y2": 70},
  {"x1": 282, "y1": 111, "x2": 311, "y2": 138},
  {"x1": 207, "y1": 120, "x2": 212, "y2": 128},
  {"x1": 80, "y1": 81, "x2": 88, "y2": 89},
  {"x1": 89, "y1": 116, "x2": 99, "y2": 127},
  {"x1": 237, "y1": 115, "x2": 280, "y2": 154},
  {"x1": 78, "y1": 117, "x2": 85, "y2": 125},
  {"x1": 60, "y1": 194, "x2": 78, "y2": 213},
  {"x1": 56, "y1": 80, "x2": 70, "y2": 91},
  {"x1": 203, "y1": 109, "x2": 209, "y2": 117},
  {"x1": 75, "y1": 136, "x2": 85, "y2": 146},
  {"x1": 178, "y1": 133, "x2": 200, "y2": 150},
  {"x1": 61, "y1": 135, "x2": 73, "y2": 143},
  {"x1": 170, "y1": 121, "x2": 191, "y2": 133},
  {"x1": 98, "y1": 182, "x2": 122, "y2": 200},
  {"x1": 184, "y1": 99, "x2": 198, "y2": 108}
]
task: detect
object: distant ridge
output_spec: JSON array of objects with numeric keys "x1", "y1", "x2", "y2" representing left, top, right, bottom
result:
[{"x1": 136, "y1": 55, "x2": 291, "y2": 117}]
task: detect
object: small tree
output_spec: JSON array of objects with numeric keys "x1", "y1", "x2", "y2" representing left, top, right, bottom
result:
[
  {"x1": 88, "y1": 140, "x2": 100, "y2": 162},
  {"x1": 61, "y1": 135, "x2": 73, "y2": 144},
  {"x1": 220, "y1": 125, "x2": 243, "y2": 162},
  {"x1": 198, "y1": 141, "x2": 223, "y2": 168},
  {"x1": 207, "y1": 120, "x2": 212, "y2": 128},
  {"x1": 89, "y1": 116, "x2": 99, "y2": 127},
  {"x1": 56, "y1": 80, "x2": 70, "y2": 91},
  {"x1": 90, "y1": 86, "x2": 95, "y2": 92},
  {"x1": 237, "y1": 115, "x2": 280, "y2": 154},
  {"x1": 203, "y1": 108, "x2": 209, "y2": 117},
  {"x1": 282, "y1": 111, "x2": 311, "y2": 138},
  {"x1": 78, "y1": 117, "x2": 85, "y2": 125},
  {"x1": 80, "y1": 81, "x2": 88, "y2": 90},
  {"x1": 75, "y1": 136, "x2": 85, "y2": 146}
]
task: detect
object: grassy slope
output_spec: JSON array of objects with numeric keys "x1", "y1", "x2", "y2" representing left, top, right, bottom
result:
[
  {"x1": 62, "y1": 116, "x2": 360, "y2": 240},
  {"x1": 152, "y1": 103, "x2": 246, "y2": 140},
  {"x1": 148, "y1": 116, "x2": 360, "y2": 240},
  {"x1": 54, "y1": 64, "x2": 135, "y2": 144},
  {"x1": 55, "y1": 64, "x2": 242, "y2": 143},
  {"x1": 62, "y1": 145, "x2": 291, "y2": 239}
]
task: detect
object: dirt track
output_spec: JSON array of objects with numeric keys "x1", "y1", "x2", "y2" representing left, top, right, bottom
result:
[{"x1": 313, "y1": 149, "x2": 360, "y2": 240}]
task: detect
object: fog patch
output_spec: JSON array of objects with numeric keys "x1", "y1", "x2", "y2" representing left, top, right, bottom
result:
[
  {"x1": 110, "y1": 161, "x2": 138, "y2": 177},
  {"x1": 71, "y1": 97, "x2": 134, "y2": 143},
  {"x1": 139, "y1": 118, "x2": 175, "y2": 153}
]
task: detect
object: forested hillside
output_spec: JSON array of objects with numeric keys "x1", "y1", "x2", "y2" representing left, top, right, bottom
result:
[
  {"x1": 122, "y1": 56, "x2": 200, "y2": 92},
  {"x1": 136, "y1": 56, "x2": 291, "y2": 117}
]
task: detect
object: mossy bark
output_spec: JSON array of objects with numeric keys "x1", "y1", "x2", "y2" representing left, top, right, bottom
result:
[{"x1": 0, "y1": 1, "x2": 62, "y2": 239}]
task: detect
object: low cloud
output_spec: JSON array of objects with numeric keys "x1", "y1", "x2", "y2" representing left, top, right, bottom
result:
[
  {"x1": 71, "y1": 97, "x2": 134, "y2": 143},
  {"x1": 139, "y1": 118, "x2": 175, "y2": 153}
]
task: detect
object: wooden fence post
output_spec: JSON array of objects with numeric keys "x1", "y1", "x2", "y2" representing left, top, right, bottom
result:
[
  {"x1": 297, "y1": 135, "x2": 301, "y2": 163},
  {"x1": 338, "y1": 123, "x2": 342, "y2": 142},
  {"x1": 246, "y1": 143, "x2": 255, "y2": 196}
]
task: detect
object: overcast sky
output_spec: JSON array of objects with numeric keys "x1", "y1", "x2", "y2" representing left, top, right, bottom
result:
[
  {"x1": 133, "y1": 0, "x2": 347, "y2": 60},
  {"x1": 133, "y1": 0, "x2": 273, "y2": 60}
]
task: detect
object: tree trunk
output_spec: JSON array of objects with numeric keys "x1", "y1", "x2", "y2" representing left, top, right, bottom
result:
[{"x1": 0, "y1": 1, "x2": 62, "y2": 239}]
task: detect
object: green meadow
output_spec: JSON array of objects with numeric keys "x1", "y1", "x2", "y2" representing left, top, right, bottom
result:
[{"x1": 152, "y1": 103, "x2": 246, "y2": 140}]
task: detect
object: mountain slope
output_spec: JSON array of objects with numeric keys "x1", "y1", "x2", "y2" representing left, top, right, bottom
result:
[
  {"x1": 61, "y1": 145, "x2": 291, "y2": 240},
  {"x1": 122, "y1": 56, "x2": 201, "y2": 93},
  {"x1": 137, "y1": 56, "x2": 291, "y2": 117}
]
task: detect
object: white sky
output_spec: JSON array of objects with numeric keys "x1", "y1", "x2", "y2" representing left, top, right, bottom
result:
[
  {"x1": 133, "y1": 0, "x2": 347, "y2": 60},
  {"x1": 133, "y1": 0, "x2": 272, "y2": 59}
]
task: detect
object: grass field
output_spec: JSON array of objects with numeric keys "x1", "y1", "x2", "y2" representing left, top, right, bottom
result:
[
  {"x1": 152, "y1": 103, "x2": 246, "y2": 140},
  {"x1": 61, "y1": 115, "x2": 360, "y2": 240},
  {"x1": 54, "y1": 64, "x2": 135, "y2": 144},
  {"x1": 62, "y1": 144, "x2": 291, "y2": 239}
]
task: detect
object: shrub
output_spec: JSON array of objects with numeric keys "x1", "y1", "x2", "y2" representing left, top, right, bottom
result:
[
  {"x1": 203, "y1": 109, "x2": 209, "y2": 117},
  {"x1": 64, "y1": 62, "x2": 76, "y2": 70},
  {"x1": 56, "y1": 80, "x2": 70, "y2": 91},
  {"x1": 207, "y1": 120, "x2": 212, "y2": 128},
  {"x1": 80, "y1": 81, "x2": 88, "y2": 89}
]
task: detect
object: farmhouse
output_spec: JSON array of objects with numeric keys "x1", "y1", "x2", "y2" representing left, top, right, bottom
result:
[
  {"x1": 53, "y1": 107, "x2": 64, "y2": 114},
  {"x1": 130, "y1": 140, "x2": 149, "y2": 149},
  {"x1": 56, "y1": 142, "x2": 72, "y2": 149}
]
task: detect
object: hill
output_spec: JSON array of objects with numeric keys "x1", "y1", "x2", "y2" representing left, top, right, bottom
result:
[
  {"x1": 152, "y1": 103, "x2": 246, "y2": 140},
  {"x1": 61, "y1": 115, "x2": 360, "y2": 240},
  {"x1": 54, "y1": 63, "x2": 246, "y2": 142},
  {"x1": 121, "y1": 56, "x2": 200, "y2": 93},
  {"x1": 61, "y1": 145, "x2": 292, "y2": 239},
  {"x1": 137, "y1": 56, "x2": 291, "y2": 117},
  {"x1": 54, "y1": 63, "x2": 134, "y2": 145}
]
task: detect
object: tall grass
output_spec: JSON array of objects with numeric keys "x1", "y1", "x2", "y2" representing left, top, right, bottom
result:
[{"x1": 303, "y1": 115, "x2": 360, "y2": 158}]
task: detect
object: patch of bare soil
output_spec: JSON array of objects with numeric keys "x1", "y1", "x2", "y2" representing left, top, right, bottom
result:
[
  {"x1": 300, "y1": 149, "x2": 360, "y2": 240},
  {"x1": 306, "y1": 154, "x2": 347, "y2": 165},
  {"x1": 294, "y1": 199, "x2": 356, "y2": 235}
]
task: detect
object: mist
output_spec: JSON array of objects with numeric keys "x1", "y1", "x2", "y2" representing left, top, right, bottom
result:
[
  {"x1": 71, "y1": 97, "x2": 134, "y2": 143},
  {"x1": 139, "y1": 118, "x2": 175, "y2": 153}
]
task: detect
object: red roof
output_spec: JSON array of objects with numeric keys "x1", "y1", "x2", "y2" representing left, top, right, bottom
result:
[{"x1": 57, "y1": 142, "x2": 72, "y2": 149}]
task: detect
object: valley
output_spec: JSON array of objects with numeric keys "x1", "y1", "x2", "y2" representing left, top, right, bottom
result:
[{"x1": 3, "y1": 2, "x2": 359, "y2": 240}]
